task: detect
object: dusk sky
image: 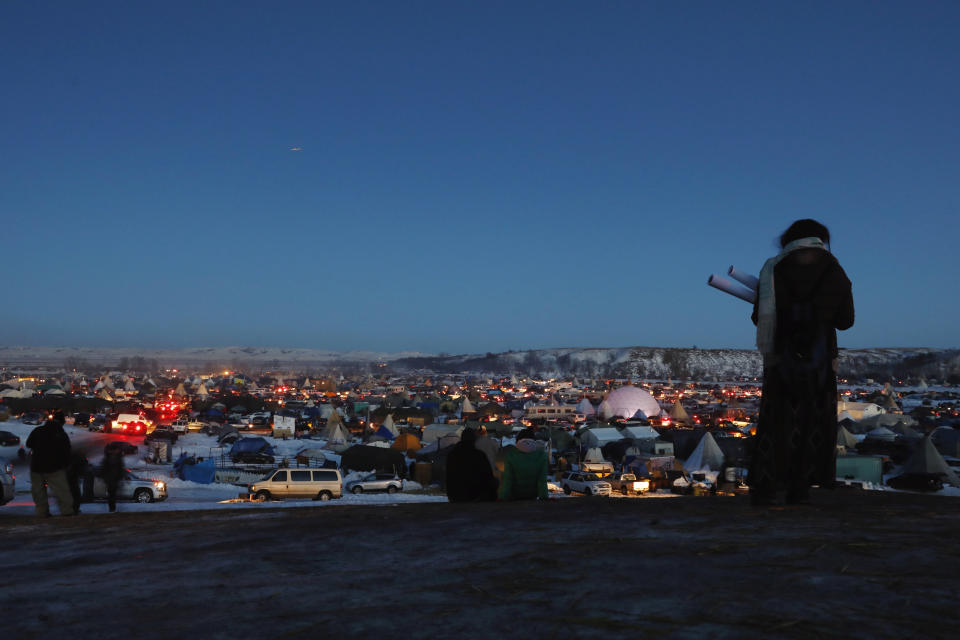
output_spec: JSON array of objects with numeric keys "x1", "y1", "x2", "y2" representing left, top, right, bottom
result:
[{"x1": 3, "y1": 1, "x2": 958, "y2": 354}]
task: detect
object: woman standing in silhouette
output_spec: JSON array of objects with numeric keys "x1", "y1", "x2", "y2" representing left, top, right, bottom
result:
[{"x1": 749, "y1": 219, "x2": 854, "y2": 505}]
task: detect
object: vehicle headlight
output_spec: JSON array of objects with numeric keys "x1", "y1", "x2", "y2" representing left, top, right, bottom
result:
[{"x1": 155, "y1": 482, "x2": 165, "y2": 490}]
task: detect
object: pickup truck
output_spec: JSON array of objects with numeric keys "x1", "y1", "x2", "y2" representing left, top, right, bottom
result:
[{"x1": 605, "y1": 472, "x2": 650, "y2": 495}]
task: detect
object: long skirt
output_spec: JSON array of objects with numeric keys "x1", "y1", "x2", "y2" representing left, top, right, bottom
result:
[{"x1": 749, "y1": 363, "x2": 838, "y2": 492}]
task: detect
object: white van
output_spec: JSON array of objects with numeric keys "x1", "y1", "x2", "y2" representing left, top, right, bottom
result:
[{"x1": 249, "y1": 468, "x2": 342, "y2": 502}]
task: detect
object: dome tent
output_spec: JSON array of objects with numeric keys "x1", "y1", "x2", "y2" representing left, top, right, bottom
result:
[{"x1": 603, "y1": 386, "x2": 660, "y2": 420}]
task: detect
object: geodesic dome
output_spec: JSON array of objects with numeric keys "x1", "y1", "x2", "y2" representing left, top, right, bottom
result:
[{"x1": 602, "y1": 386, "x2": 660, "y2": 420}]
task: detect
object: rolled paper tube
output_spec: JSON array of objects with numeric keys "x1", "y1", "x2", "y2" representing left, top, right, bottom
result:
[
  {"x1": 727, "y1": 266, "x2": 759, "y2": 291},
  {"x1": 707, "y1": 274, "x2": 756, "y2": 303}
]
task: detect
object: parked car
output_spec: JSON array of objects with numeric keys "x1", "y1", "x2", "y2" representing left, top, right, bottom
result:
[
  {"x1": 345, "y1": 472, "x2": 402, "y2": 495},
  {"x1": 104, "y1": 441, "x2": 139, "y2": 456},
  {"x1": 169, "y1": 419, "x2": 190, "y2": 434},
  {"x1": 231, "y1": 451, "x2": 275, "y2": 465},
  {"x1": 605, "y1": 472, "x2": 650, "y2": 495},
  {"x1": 248, "y1": 468, "x2": 342, "y2": 502},
  {"x1": 21, "y1": 412, "x2": 44, "y2": 425},
  {"x1": 88, "y1": 415, "x2": 108, "y2": 432},
  {"x1": 73, "y1": 412, "x2": 91, "y2": 427},
  {"x1": 561, "y1": 472, "x2": 612, "y2": 496},
  {"x1": 144, "y1": 426, "x2": 179, "y2": 445},
  {"x1": 109, "y1": 413, "x2": 153, "y2": 435},
  {"x1": 0, "y1": 431, "x2": 21, "y2": 447},
  {"x1": 88, "y1": 469, "x2": 167, "y2": 503},
  {"x1": 0, "y1": 457, "x2": 14, "y2": 506}
]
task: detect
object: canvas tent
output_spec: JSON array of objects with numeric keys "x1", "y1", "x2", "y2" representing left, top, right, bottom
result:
[
  {"x1": 576, "y1": 398, "x2": 596, "y2": 417},
  {"x1": 899, "y1": 436, "x2": 960, "y2": 487},
  {"x1": 836, "y1": 425, "x2": 859, "y2": 450},
  {"x1": 579, "y1": 427, "x2": 627, "y2": 449},
  {"x1": 391, "y1": 432, "x2": 422, "y2": 453},
  {"x1": 668, "y1": 401, "x2": 691, "y2": 424},
  {"x1": 683, "y1": 432, "x2": 725, "y2": 473}
]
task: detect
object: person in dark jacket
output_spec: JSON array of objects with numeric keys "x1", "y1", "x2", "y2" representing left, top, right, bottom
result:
[
  {"x1": 749, "y1": 219, "x2": 855, "y2": 506},
  {"x1": 445, "y1": 427, "x2": 498, "y2": 502},
  {"x1": 26, "y1": 411, "x2": 76, "y2": 517},
  {"x1": 66, "y1": 451, "x2": 90, "y2": 515},
  {"x1": 101, "y1": 446, "x2": 125, "y2": 513}
]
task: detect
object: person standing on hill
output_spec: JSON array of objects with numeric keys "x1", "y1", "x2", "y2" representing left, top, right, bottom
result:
[
  {"x1": 101, "y1": 444, "x2": 126, "y2": 513},
  {"x1": 446, "y1": 427, "x2": 498, "y2": 502},
  {"x1": 498, "y1": 438, "x2": 548, "y2": 501},
  {"x1": 749, "y1": 219, "x2": 855, "y2": 506},
  {"x1": 26, "y1": 411, "x2": 75, "y2": 517}
]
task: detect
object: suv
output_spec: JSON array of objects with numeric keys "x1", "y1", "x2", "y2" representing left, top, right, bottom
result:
[
  {"x1": 561, "y1": 472, "x2": 612, "y2": 497},
  {"x1": 249, "y1": 468, "x2": 343, "y2": 502},
  {"x1": 89, "y1": 469, "x2": 167, "y2": 503},
  {"x1": 345, "y1": 473, "x2": 402, "y2": 495}
]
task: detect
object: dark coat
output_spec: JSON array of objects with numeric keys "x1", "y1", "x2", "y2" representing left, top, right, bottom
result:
[
  {"x1": 751, "y1": 247, "x2": 855, "y2": 359},
  {"x1": 101, "y1": 449, "x2": 125, "y2": 482},
  {"x1": 26, "y1": 421, "x2": 72, "y2": 473},
  {"x1": 445, "y1": 441, "x2": 498, "y2": 502},
  {"x1": 750, "y1": 246, "x2": 854, "y2": 492}
]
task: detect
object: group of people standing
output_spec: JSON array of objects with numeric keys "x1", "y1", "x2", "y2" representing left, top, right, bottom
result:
[
  {"x1": 445, "y1": 425, "x2": 548, "y2": 502},
  {"x1": 25, "y1": 411, "x2": 125, "y2": 516}
]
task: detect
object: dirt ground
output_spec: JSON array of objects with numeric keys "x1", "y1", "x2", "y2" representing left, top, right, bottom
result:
[{"x1": 2, "y1": 489, "x2": 956, "y2": 640}]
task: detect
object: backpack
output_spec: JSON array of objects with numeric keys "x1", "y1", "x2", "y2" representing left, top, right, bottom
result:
[{"x1": 776, "y1": 269, "x2": 830, "y2": 393}]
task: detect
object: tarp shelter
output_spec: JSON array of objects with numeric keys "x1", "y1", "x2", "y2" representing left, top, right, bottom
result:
[
  {"x1": 900, "y1": 435, "x2": 960, "y2": 487},
  {"x1": 391, "y1": 432, "x2": 422, "y2": 453},
  {"x1": 229, "y1": 437, "x2": 275, "y2": 457},
  {"x1": 683, "y1": 432, "x2": 725, "y2": 473},
  {"x1": 621, "y1": 425, "x2": 660, "y2": 441},
  {"x1": 579, "y1": 427, "x2": 627, "y2": 449},
  {"x1": 865, "y1": 427, "x2": 897, "y2": 442},
  {"x1": 215, "y1": 425, "x2": 239, "y2": 443},
  {"x1": 340, "y1": 445, "x2": 408, "y2": 477},
  {"x1": 421, "y1": 423, "x2": 463, "y2": 444},
  {"x1": 860, "y1": 413, "x2": 918, "y2": 429},
  {"x1": 174, "y1": 455, "x2": 216, "y2": 484},
  {"x1": 889, "y1": 421, "x2": 922, "y2": 440},
  {"x1": 374, "y1": 424, "x2": 396, "y2": 440}
]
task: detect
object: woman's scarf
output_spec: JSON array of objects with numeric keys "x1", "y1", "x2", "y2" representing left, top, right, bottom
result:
[{"x1": 756, "y1": 236, "x2": 827, "y2": 357}]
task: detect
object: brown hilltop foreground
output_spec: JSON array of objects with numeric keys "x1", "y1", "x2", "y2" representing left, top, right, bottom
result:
[{"x1": 3, "y1": 490, "x2": 956, "y2": 640}]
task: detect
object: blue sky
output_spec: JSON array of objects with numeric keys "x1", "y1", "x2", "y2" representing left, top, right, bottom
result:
[{"x1": 2, "y1": 1, "x2": 958, "y2": 353}]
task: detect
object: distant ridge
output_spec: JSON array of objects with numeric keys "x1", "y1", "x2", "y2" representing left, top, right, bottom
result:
[{"x1": 1, "y1": 345, "x2": 957, "y2": 381}]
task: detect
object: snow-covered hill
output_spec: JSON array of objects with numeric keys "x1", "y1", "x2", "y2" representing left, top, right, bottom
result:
[
  {"x1": 391, "y1": 346, "x2": 960, "y2": 381},
  {"x1": 1, "y1": 344, "x2": 957, "y2": 381}
]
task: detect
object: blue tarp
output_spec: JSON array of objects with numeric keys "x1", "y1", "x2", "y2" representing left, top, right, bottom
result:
[
  {"x1": 206, "y1": 408, "x2": 224, "y2": 417},
  {"x1": 375, "y1": 424, "x2": 396, "y2": 440},
  {"x1": 229, "y1": 437, "x2": 275, "y2": 456},
  {"x1": 173, "y1": 454, "x2": 217, "y2": 484}
]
